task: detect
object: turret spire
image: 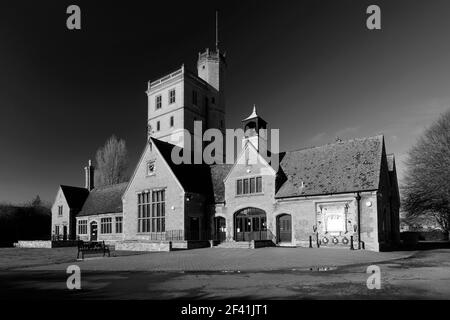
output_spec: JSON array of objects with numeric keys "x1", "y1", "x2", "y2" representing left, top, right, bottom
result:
[{"x1": 243, "y1": 104, "x2": 258, "y2": 121}]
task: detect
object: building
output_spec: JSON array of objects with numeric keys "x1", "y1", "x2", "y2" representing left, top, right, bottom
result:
[
  {"x1": 147, "y1": 47, "x2": 226, "y2": 157},
  {"x1": 52, "y1": 41, "x2": 400, "y2": 252},
  {"x1": 51, "y1": 185, "x2": 89, "y2": 240}
]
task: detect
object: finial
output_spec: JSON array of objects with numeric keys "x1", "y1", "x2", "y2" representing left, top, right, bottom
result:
[{"x1": 242, "y1": 104, "x2": 259, "y2": 121}]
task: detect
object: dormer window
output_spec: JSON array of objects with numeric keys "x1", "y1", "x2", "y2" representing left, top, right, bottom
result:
[{"x1": 147, "y1": 161, "x2": 155, "y2": 176}]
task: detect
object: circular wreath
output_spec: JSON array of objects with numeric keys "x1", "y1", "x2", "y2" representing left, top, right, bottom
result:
[
  {"x1": 342, "y1": 237, "x2": 349, "y2": 245},
  {"x1": 332, "y1": 237, "x2": 339, "y2": 245},
  {"x1": 322, "y1": 237, "x2": 329, "y2": 244}
]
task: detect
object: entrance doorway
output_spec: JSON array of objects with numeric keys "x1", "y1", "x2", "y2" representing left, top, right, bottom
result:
[
  {"x1": 214, "y1": 217, "x2": 226, "y2": 242},
  {"x1": 189, "y1": 217, "x2": 200, "y2": 240},
  {"x1": 277, "y1": 214, "x2": 292, "y2": 243},
  {"x1": 90, "y1": 221, "x2": 98, "y2": 241},
  {"x1": 234, "y1": 208, "x2": 267, "y2": 241},
  {"x1": 63, "y1": 226, "x2": 67, "y2": 241}
]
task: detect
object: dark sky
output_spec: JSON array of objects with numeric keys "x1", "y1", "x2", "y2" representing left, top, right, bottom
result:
[{"x1": 1, "y1": 0, "x2": 449, "y2": 204}]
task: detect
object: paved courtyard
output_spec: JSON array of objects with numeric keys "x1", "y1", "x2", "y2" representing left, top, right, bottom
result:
[
  {"x1": 1, "y1": 247, "x2": 410, "y2": 272},
  {"x1": 1, "y1": 247, "x2": 449, "y2": 299}
]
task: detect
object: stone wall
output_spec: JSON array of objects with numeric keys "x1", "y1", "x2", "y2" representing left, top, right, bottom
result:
[
  {"x1": 76, "y1": 213, "x2": 123, "y2": 243},
  {"x1": 15, "y1": 241, "x2": 52, "y2": 248},
  {"x1": 214, "y1": 165, "x2": 383, "y2": 252},
  {"x1": 122, "y1": 142, "x2": 185, "y2": 241},
  {"x1": 115, "y1": 241, "x2": 171, "y2": 252},
  {"x1": 147, "y1": 70, "x2": 185, "y2": 144},
  {"x1": 219, "y1": 153, "x2": 276, "y2": 242}
]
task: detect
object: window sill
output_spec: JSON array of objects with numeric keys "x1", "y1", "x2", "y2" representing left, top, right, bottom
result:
[{"x1": 235, "y1": 193, "x2": 264, "y2": 198}]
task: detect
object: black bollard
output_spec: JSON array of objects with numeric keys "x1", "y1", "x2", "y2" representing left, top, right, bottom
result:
[
  {"x1": 309, "y1": 235, "x2": 313, "y2": 248},
  {"x1": 350, "y1": 236, "x2": 354, "y2": 250}
]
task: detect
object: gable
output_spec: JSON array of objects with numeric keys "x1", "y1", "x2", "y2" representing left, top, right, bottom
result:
[
  {"x1": 224, "y1": 141, "x2": 276, "y2": 183},
  {"x1": 209, "y1": 164, "x2": 232, "y2": 203},
  {"x1": 123, "y1": 139, "x2": 184, "y2": 201},
  {"x1": 151, "y1": 138, "x2": 213, "y2": 194},
  {"x1": 59, "y1": 185, "x2": 89, "y2": 210},
  {"x1": 52, "y1": 187, "x2": 67, "y2": 212}
]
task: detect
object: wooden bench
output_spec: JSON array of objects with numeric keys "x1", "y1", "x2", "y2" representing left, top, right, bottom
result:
[{"x1": 77, "y1": 240, "x2": 110, "y2": 260}]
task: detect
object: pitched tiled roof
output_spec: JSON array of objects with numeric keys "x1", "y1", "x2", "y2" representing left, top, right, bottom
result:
[
  {"x1": 60, "y1": 185, "x2": 89, "y2": 210},
  {"x1": 275, "y1": 135, "x2": 384, "y2": 198},
  {"x1": 151, "y1": 138, "x2": 213, "y2": 195},
  {"x1": 209, "y1": 164, "x2": 233, "y2": 203},
  {"x1": 78, "y1": 182, "x2": 128, "y2": 217},
  {"x1": 148, "y1": 136, "x2": 384, "y2": 203}
]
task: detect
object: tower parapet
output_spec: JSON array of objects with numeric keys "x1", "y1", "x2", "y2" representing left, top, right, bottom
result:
[{"x1": 197, "y1": 48, "x2": 226, "y2": 92}]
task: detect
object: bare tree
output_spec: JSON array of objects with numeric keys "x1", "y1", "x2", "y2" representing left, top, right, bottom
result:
[
  {"x1": 94, "y1": 135, "x2": 129, "y2": 187},
  {"x1": 402, "y1": 109, "x2": 450, "y2": 234},
  {"x1": 31, "y1": 195, "x2": 42, "y2": 207}
]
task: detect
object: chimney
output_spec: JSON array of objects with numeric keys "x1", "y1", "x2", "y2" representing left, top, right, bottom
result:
[{"x1": 84, "y1": 160, "x2": 95, "y2": 191}]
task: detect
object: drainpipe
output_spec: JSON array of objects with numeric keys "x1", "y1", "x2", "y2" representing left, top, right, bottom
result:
[{"x1": 356, "y1": 192, "x2": 361, "y2": 250}]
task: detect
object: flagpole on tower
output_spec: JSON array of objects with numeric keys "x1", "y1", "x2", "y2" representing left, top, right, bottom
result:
[{"x1": 215, "y1": 10, "x2": 219, "y2": 51}]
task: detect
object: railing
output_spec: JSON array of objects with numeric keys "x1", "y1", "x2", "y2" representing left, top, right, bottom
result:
[
  {"x1": 148, "y1": 68, "x2": 183, "y2": 89},
  {"x1": 141, "y1": 229, "x2": 275, "y2": 242},
  {"x1": 52, "y1": 234, "x2": 68, "y2": 241},
  {"x1": 144, "y1": 230, "x2": 191, "y2": 241},
  {"x1": 235, "y1": 229, "x2": 275, "y2": 242},
  {"x1": 184, "y1": 230, "x2": 212, "y2": 241},
  {"x1": 152, "y1": 230, "x2": 220, "y2": 241},
  {"x1": 165, "y1": 230, "x2": 184, "y2": 241},
  {"x1": 213, "y1": 231, "x2": 226, "y2": 242}
]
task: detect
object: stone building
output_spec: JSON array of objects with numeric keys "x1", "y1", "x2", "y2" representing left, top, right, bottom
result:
[
  {"x1": 51, "y1": 185, "x2": 89, "y2": 240},
  {"x1": 52, "y1": 41, "x2": 400, "y2": 252}
]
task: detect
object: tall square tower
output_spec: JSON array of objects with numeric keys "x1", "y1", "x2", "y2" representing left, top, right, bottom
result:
[{"x1": 146, "y1": 47, "x2": 226, "y2": 158}]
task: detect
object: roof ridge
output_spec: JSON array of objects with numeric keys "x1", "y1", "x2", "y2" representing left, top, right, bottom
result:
[
  {"x1": 60, "y1": 185, "x2": 87, "y2": 190},
  {"x1": 92, "y1": 181, "x2": 129, "y2": 191},
  {"x1": 285, "y1": 134, "x2": 383, "y2": 154}
]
